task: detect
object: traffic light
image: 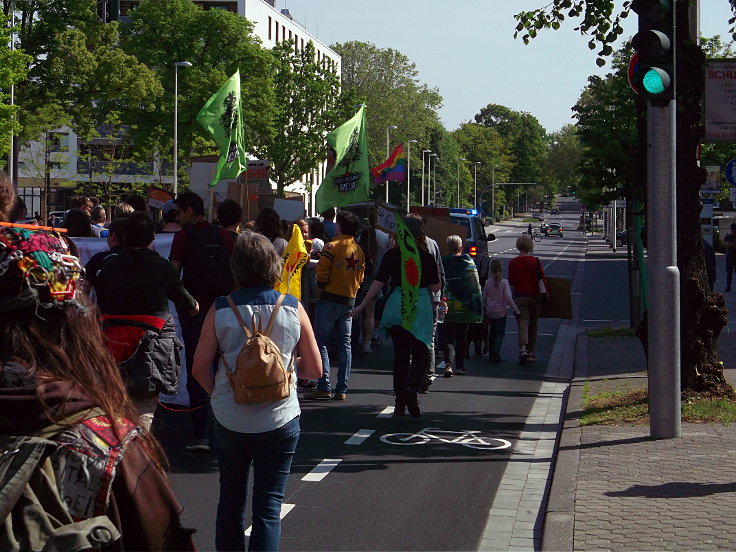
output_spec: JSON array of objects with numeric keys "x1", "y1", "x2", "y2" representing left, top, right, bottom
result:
[{"x1": 631, "y1": 0, "x2": 674, "y2": 104}]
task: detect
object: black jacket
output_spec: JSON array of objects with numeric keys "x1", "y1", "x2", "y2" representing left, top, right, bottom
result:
[{"x1": 97, "y1": 246, "x2": 196, "y2": 316}]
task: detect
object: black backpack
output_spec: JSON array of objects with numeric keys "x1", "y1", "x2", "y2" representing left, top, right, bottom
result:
[{"x1": 181, "y1": 224, "x2": 233, "y2": 303}]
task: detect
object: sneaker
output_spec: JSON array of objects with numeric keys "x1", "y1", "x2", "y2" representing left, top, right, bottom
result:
[
  {"x1": 333, "y1": 392, "x2": 347, "y2": 401},
  {"x1": 519, "y1": 351, "x2": 528, "y2": 365},
  {"x1": 526, "y1": 353, "x2": 538, "y2": 362},
  {"x1": 455, "y1": 366, "x2": 468, "y2": 374},
  {"x1": 305, "y1": 389, "x2": 332, "y2": 400},
  {"x1": 444, "y1": 367, "x2": 454, "y2": 378},
  {"x1": 362, "y1": 342, "x2": 373, "y2": 354},
  {"x1": 490, "y1": 353, "x2": 502, "y2": 363},
  {"x1": 186, "y1": 439, "x2": 210, "y2": 453},
  {"x1": 404, "y1": 389, "x2": 420, "y2": 418},
  {"x1": 371, "y1": 333, "x2": 384, "y2": 345}
]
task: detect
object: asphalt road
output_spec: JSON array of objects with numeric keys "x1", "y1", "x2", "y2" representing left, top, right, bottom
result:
[{"x1": 157, "y1": 201, "x2": 589, "y2": 551}]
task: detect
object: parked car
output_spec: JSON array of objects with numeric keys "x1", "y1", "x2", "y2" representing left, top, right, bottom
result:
[
  {"x1": 547, "y1": 223, "x2": 563, "y2": 237},
  {"x1": 615, "y1": 227, "x2": 647, "y2": 248}
]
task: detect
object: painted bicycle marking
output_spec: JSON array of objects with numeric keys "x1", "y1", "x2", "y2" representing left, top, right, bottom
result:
[{"x1": 380, "y1": 427, "x2": 512, "y2": 450}]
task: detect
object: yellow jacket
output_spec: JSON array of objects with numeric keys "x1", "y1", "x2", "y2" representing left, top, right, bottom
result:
[{"x1": 316, "y1": 235, "x2": 365, "y2": 305}]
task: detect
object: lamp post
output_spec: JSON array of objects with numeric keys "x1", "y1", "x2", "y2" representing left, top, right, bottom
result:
[
  {"x1": 173, "y1": 61, "x2": 192, "y2": 198},
  {"x1": 473, "y1": 161, "x2": 481, "y2": 210},
  {"x1": 491, "y1": 163, "x2": 497, "y2": 220},
  {"x1": 386, "y1": 125, "x2": 397, "y2": 202},
  {"x1": 421, "y1": 150, "x2": 431, "y2": 206},
  {"x1": 431, "y1": 154, "x2": 439, "y2": 205},
  {"x1": 406, "y1": 139, "x2": 417, "y2": 212},
  {"x1": 456, "y1": 158, "x2": 465, "y2": 208}
]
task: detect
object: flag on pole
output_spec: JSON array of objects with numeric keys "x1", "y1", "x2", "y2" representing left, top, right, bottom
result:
[
  {"x1": 274, "y1": 224, "x2": 309, "y2": 300},
  {"x1": 315, "y1": 105, "x2": 370, "y2": 213},
  {"x1": 394, "y1": 213, "x2": 422, "y2": 331},
  {"x1": 196, "y1": 70, "x2": 247, "y2": 187},
  {"x1": 371, "y1": 144, "x2": 406, "y2": 184}
]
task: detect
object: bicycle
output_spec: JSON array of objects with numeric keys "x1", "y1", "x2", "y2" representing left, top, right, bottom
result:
[
  {"x1": 532, "y1": 232, "x2": 542, "y2": 243},
  {"x1": 380, "y1": 427, "x2": 512, "y2": 451}
]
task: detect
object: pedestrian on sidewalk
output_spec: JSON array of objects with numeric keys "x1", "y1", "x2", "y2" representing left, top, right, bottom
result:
[
  {"x1": 352, "y1": 217, "x2": 441, "y2": 417},
  {"x1": 192, "y1": 230, "x2": 322, "y2": 552},
  {"x1": 483, "y1": 258, "x2": 520, "y2": 363},
  {"x1": 724, "y1": 223, "x2": 736, "y2": 291},
  {"x1": 441, "y1": 235, "x2": 482, "y2": 376},
  {"x1": 508, "y1": 233, "x2": 548, "y2": 365}
]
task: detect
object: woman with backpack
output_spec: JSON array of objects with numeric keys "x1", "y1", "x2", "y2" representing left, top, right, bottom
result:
[
  {"x1": 192, "y1": 230, "x2": 322, "y2": 552},
  {"x1": 0, "y1": 224, "x2": 194, "y2": 551}
]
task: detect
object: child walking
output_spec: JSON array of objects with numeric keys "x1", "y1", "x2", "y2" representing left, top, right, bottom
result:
[{"x1": 483, "y1": 259, "x2": 520, "y2": 362}]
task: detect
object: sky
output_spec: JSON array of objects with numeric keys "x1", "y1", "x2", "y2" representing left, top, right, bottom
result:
[{"x1": 279, "y1": 0, "x2": 735, "y2": 134}]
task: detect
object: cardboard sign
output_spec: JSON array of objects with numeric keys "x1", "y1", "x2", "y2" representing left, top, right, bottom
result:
[
  {"x1": 539, "y1": 277, "x2": 573, "y2": 319},
  {"x1": 375, "y1": 202, "x2": 398, "y2": 235},
  {"x1": 273, "y1": 198, "x2": 305, "y2": 222},
  {"x1": 424, "y1": 217, "x2": 468, "y2": 256}
]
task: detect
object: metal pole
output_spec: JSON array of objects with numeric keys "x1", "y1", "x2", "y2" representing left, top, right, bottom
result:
[
  {"x1": 174, "y1": 65, "x2": 179, "y2": 198},
  {"x1": 473, "y1": 161, "x2": 480, "y2": 210},
  {"x1": 427, "y1": 155, "x2": 432, "y2": 205},
  {"x1": 432, "y1": 157, "x2": 438, "y2": 205},
  {"x1": 491, "y1": 165, "x2": 495, "y2": 220},
  {"x1": 406, "y1": 140, "x2": 416, "y2": 212},
  {"x1": 421, "y1": 150, "x2": 430, "y2": 206},
  {"x1": 456, "y1": 158, "x2": 464, "y2": 208},
  {"x1": 612, "y1": 199, "x2": 617, "y2": 252},
  {"x1": 647, "y1": 101, "x2": 681, "y2": 439},
  {"x1": 9, "y1": 0, "x2": 15, "y2": 186},
  {"x1": 385, "y1": 125, "x2": 396, "y2": 203}
]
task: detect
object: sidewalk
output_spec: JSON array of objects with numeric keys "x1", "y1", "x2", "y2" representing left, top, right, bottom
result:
[{"x1": 543, "y1": 236, "x2": 736, "y2": 551}]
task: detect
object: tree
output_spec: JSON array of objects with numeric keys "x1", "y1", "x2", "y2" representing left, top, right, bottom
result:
[
  {"x1": 121, "y1": 0, "x2": 275, "y2": 189},
  {"x1": 332, "y1": 41, "x2": 443, "y2": 204},
  {"x1": 543, "y1": 125, "x2": 582, "y2": 197},
  {"x1": 572, "y1": 45, "x2": 637, "y2": 209},
  {"x1": 254, "y1": 40, "x2": 345, "y2": 196},
  {"x1": 0, "y1": 12, "x2": 31, "y2": 163},
  {"x1": 453, "y1": 122, "x2": 513, "y2": 214},
  {"x1": 514, "y1": 0, "x2": 732, "y2": 395},
  {"x1": 473, "y1": 104, "x2": 547, "y2": 185}
]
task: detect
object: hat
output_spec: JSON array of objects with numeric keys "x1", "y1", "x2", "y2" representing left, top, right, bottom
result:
[
  {"x1": 162, "y1": 200, "x2": 178, "y2": 215},
  {"x1": 0, "y1": 225, "x2": 83, "y2": 312},
  {"x1": 402, "y1": 216, "x2": 424, "y2": 239}
]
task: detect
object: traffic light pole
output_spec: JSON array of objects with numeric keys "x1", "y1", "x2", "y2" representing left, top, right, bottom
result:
[{"x1": 646, "y1": 100, "x2": 681, "y2": 439}]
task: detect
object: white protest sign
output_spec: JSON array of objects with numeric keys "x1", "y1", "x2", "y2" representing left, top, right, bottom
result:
[
  {"x1": 273, "y1": 198, "x2": 305, "y2": 222},
  {"x1": 375, "y1": 202, "x2": 398, "y2": 235}
]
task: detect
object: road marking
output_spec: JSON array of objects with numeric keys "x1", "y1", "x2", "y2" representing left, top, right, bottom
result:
[
  {"x1": 244, "y1": 503, "x2": 294, "y2": 536},
  {"x1": 345, "y1": 429, "x2": 374, "y2": 445},
  {"x1": 582, "y1": 319, "x2": 613, "y2": 322},
  {"x1": 302, "y1": 459, "x2": 341, "y2": 481},
  {"x1": 377, "y1": 406, "x2": 394, "y2": 418}
]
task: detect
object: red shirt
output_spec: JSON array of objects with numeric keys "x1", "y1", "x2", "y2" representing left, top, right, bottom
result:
[{"x1": 508, "y1": 255, "x2": 547, "y2": 297}]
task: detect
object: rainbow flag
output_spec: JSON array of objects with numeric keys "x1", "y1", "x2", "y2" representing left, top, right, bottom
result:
[{"x1": 371, "y1": 144, "x2": 406, "y2": 184}]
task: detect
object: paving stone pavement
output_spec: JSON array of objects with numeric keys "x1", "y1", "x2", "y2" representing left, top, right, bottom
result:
[{"x1": 542, "y1": 236, "x2": 736, "y2": 551}]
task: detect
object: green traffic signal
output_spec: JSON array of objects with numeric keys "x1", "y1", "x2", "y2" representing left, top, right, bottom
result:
[{"x1": 641, "y1": 67, "x2": 671, "y2": 95}]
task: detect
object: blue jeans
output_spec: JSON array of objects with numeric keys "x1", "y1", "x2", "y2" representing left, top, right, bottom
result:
[
  {"x1": 214, "y1": 416, "x2": 300, "y2": 552},
  {"x1": 488, "y1": 315, "x2": 507, "y2": 356},
  {"x1": 314, "y1": 299, "x2": 353, "y2": 394}
]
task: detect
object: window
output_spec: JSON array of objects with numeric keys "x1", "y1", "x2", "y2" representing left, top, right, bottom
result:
[
  {"x1": 282, "y1": 25, "x2": 285, "y2": 42},
  {"x1": 49, "y1": 132, "x2": 69, "y2": 152},
  {"x1": 275, "y1": 22, "x2": 279, "y2": 42},
  {"x1": 268, "y1": 16, "x2": 272, "y2": 40},
  {"x1": 288, "y1": 30, "x2": 292, "y2": 40}
]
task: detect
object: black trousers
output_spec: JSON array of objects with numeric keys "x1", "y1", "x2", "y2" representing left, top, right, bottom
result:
[
  {"x1": 727, "y1": 255, "x2": 736, "y2": 288},
  {"x1": 389, "y1": 326, "x2": 429, "y2": 407},
  {"x1": 443, "y1": 322, "x2": 469, "y2": 371},
  {"x1": 180, "y1": 308, "x2": 209, "y2": 440}
]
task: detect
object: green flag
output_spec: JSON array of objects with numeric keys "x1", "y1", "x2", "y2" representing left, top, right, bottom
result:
[
  {"x1": 394, "y1": 213, "x2": 422, "y2": 331},
  {"x1": 196, "y1": 70, "x2": 247, "y2": 187},
  {"x1": 315, "y1": 105, "x2": 370, "y2": 212}
]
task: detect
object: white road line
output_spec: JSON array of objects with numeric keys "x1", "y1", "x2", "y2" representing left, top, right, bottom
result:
[
  {"x1": 582, "y1": 319, "x2": 613, "y2": 322},
  {"x1": 377, "y1": 406, "x2": 395, "y2": 418},
  {"x1": 244, "y1": 503, "x2": 294, "y2": 536},
  {"x1": 345, "y1": 429, "x2": 374, "y2": 445},
  {"x1": 302, "y1": 459, "x2": 341, "y2": 481}
]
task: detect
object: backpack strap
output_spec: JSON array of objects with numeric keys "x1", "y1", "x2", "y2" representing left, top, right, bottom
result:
[
  {"x1": 226, "y1": 295, "x2": 253, "y2": 339},
  {"x1": 263, "y1": 294, "x2": 286, "y2": 337}
]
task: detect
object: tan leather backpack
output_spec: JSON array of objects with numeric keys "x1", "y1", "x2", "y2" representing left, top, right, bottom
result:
[{"x1": 221, "y1": 294, "x2": 294, "y2": 404}]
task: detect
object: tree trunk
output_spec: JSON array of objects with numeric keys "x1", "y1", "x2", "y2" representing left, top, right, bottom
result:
[{"x1": 675, "y1": 2, "x2": 730, "y2": 394}]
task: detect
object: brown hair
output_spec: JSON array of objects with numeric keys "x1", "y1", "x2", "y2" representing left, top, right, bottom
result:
[
  {"x1": 0, "y1": 294, "x2": 165, "y2": 468},
  {"x1": 516, "y1": 233, "x2": 534, "y2": 253},
  {"x1": 490, "y1": 258, "x2": 504, "y2": 284},
  {"x1": 230, "y1": 230, "x2": 283, "y2": 289},
  {"x1": 0, "y1": 171, "x2": 16, "y2": 222}
]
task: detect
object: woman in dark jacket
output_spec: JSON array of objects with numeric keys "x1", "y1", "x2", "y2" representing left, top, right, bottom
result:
[{"x1": 0, "y1": 224, "x2": 194, "y2": 551}]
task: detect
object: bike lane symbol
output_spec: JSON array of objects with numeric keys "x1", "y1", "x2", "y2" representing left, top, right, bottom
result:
[{"x1": 380, "y1": 428, "x2": 512, "y2": 451}]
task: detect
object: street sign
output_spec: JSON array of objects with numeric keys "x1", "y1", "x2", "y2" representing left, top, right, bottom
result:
[
  {"x1": 701, "y1": 165, "x2": 722, "y2": 199},
  {"x1": 726, "y1": 159, "x2": 736, "y2": 187},
  {"x1": 704, "y1": 59, "x2": 736, "y2": 142},
  {"x1": 628, "y1": 52, "x2": 640, "y2": 94}
]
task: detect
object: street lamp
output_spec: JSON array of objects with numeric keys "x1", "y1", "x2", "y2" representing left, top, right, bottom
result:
[
  {"x1": 431, "y1": 154, "x2": 439, "y2": 205},
  {"x1": 491, "y1": 163, "x2": 498, "y2": 220},
  {"x1": 421, "y1": 150, "x2": 431, "y2": 206},
  {"x1": 386, "y1": 125, "x2": 397, "y2": 203},
  {"x1": 406, "y1": 139, "x2": 417, "y2": 213},
  {"x1": 456, "y1": 158, "x2": 465, "y2": 208},
  {"x1": 473, "y1": 161, "x2": 481, "y2": 210},
  {"x1": 173, "y1": 61, "x2": 192, "y2": 198}
]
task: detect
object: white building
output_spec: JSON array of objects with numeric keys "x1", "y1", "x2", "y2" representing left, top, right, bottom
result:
[{"x1": 15, "y1": 0, "x2": 340, "y2": 217}]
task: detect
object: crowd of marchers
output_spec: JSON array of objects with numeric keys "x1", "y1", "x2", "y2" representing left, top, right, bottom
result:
[{"x1": 0, "y1": 171, "x2": 548, "y2": 551}]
